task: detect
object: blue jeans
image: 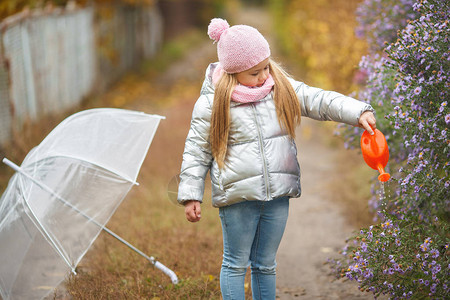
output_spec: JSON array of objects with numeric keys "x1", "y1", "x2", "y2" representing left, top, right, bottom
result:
[{"x1": 219, "y1": 197, "x2": 289, "y2": 300}]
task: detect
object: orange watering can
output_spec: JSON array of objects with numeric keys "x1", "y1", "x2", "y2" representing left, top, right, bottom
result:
[{"x1": 360, "y1": 128, "x2": 390, "y2": 182}]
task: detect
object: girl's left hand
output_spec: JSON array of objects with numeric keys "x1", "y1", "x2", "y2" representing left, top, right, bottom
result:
[
  {"x1": 358, "y1": 111, "x2": 377, "y2": 135},
  {"x1": 184, "y1": 200, "x2": 202, "y2": 222}
]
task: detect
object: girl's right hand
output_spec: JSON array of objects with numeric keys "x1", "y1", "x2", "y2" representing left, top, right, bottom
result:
[
  {"x1": 184, "y1": 200, "x2": 202, "y2": 222},
  {"x1": 358, "y1": 111, "x2": 377, "y2": 135}
]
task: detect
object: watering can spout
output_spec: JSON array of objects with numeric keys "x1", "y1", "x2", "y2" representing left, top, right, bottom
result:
[
  {"x1": 377, "y1": 164, "x2": 391, "y2": 182},
  {"x1": 361, "y1": 129, "x2": 390, "y2": 182}
]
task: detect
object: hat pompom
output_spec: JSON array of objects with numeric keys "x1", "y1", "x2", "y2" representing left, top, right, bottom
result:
[{"x1": 208, "y1": 18, "x2": 229, "y2": 42}]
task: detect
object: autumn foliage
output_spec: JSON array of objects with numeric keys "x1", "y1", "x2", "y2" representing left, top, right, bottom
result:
[
  {"x1": 0, "y1": 0, "x2": 155, "y2": 21},
  {"x1": 270, "y1": 0, "x2": 367, "y2": 94}
]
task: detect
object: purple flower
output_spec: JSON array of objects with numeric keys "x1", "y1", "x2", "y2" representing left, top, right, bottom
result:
[
  {"x1": 413, "y1": 86, "x2": 422, "y2": 95},
  {"x1": 432, "y1": 264, "x2": 441, "y2": 274},
  {"x1": 383, "y1": 220, "x2": 393, "y2": 228},
  {"x1": 345, "y1": 271, "x2": 353, "y2": 280},
  {"x1": 363, "y1": 269, "x2": 373, "y2": 278},
  {"x1": 430, "y1": 249, "x2": 439, "y2": 258},
  {"x1": 361, "y1": 242, "x2": 368, "y2": 252},
  {"x1": 445, "y1": 114, "x2": 450, "y2": 124},
  {"x1": 420, "y1": 238, "x2": 432, "y2": 252},
  {"x1": 440, "y1": 101, "x2": 447, "y2": 113}
]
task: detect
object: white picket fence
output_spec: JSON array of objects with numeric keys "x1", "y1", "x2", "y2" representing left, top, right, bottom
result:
[{"x1": 0, "y1": 4, "x2": 163, "y2": 145}]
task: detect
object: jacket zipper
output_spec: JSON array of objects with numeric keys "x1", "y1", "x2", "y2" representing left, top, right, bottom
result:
[{"x1": 251, "y1": 104, "x2": 271, "y2": 199}]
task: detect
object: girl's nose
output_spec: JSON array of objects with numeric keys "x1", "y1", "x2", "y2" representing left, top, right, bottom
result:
[{"x1": 259, "y1": 72, "x2": 268, "y2": 82}]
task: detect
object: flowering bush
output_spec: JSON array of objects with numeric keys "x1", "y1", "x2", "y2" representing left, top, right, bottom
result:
[
  {"x1": 333, "y1": 0, "x2": 450, "y2": 298},
  {"x1": 385, "y1": 0, "x2": 449, "y2": 216},
  {"x1": 337, "y1": 214, "x2": 449, "y2": 299},
  {"x1": 355, "y1": 0, "x2": 419, "y2": 51}
]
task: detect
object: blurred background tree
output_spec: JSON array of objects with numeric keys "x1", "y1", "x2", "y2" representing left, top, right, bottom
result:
[
  {"x1": 1, "y1": 0, "x2": 365, "y2": 95},
  {"x1": 0, "y1": 0, "x2": 229, "y2": 35},
  {"x1": 270, "y1": 0, "x2": 367, "y2": 94},
  {"x1": 0, "y1": 0, "x2": 157, "y2": 20}
]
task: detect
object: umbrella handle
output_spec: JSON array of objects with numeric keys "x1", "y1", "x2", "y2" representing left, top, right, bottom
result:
[{"x1": 154, "y1": 261, "x2": 179, "y2": 284}]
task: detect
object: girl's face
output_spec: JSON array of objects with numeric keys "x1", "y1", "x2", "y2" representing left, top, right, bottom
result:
[{"x1": 235, "y1": 58, "x2": 270, "y2": 87}]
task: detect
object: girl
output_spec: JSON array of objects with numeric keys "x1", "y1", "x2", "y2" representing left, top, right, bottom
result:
[{"x1": 177, "y1": 18, "x2": 376, "y2": 300}]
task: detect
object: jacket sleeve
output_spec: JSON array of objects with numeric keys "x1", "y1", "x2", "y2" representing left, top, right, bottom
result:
[
  {"x1": 177, "y1": 95, "x2": 213, "y2": 204},
  {"x1": 291, "y1": 79, "x2": 374, "y2": 126}
]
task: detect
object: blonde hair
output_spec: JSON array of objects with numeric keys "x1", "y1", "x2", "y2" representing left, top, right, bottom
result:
[{"x1": 210, "y1": 59, "x2": 301, "y2": 169}]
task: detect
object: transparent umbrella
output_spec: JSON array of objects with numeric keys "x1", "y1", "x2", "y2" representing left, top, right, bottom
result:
[{"x1": 0, "y1": 108, "x2": 178, "y2": 300}]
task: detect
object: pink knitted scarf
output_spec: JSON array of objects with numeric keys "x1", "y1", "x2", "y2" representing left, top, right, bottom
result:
[{"x1": 212, "y1": 65, "x2": 274, "y2": 103}]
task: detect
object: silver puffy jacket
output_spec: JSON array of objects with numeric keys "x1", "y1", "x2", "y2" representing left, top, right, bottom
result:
[{"x1": 178, "y1": 63, "x2": 373, "y2": 208}]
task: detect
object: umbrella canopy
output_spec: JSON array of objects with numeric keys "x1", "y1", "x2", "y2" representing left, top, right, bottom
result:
[{"x1": 0, "y1": 108, "x2": 174, "y2": 300}]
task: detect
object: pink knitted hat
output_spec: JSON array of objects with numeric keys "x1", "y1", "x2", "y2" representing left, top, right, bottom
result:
[{"x1": 207, "y1": 18, "x2": 271, "y2": 74}]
